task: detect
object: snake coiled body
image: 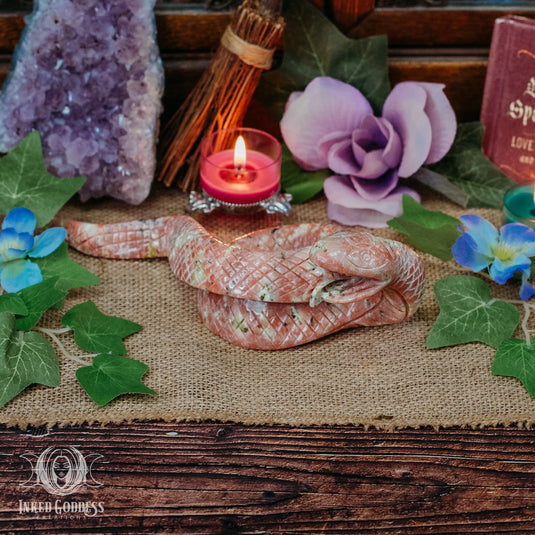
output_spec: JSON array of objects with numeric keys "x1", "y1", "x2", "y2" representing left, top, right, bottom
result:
[{"x1": 64, "y1": 215, "x2": 425, "y2": 349}]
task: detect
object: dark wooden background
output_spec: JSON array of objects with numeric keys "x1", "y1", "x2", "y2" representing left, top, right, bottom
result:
[
  {"x1": 2, "y1": 422, "x2": 535, "y2": 533},
  {"x1": 1, "y1": 1, "x2": 535, "y2": 533}
]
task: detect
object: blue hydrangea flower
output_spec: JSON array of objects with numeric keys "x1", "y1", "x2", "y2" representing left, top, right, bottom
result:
[
  {"x1": 452, "y1": 214, "x2": 535, "y2": 300},
  {"x1": 0, "y1": 207, "x2": 66, "y2": 293}
]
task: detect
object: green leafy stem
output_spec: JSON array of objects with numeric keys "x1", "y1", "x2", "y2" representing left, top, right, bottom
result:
[
  {"x1": 389, "y1": 195, "x2": 535, "y2": 400},
  {"x1": 0, "y1": 131, "x2": 156, "y2": 409},
  {"x1": 33, "y1": 326, "x2": 99, "y2": 366},
  {"x1": 0, "y1": 284, "x2": 156, "y2": 409}
]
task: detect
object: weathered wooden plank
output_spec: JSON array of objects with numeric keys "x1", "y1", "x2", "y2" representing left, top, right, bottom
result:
[
  {"x1": 0, "y1": 14, "x2": 24, "y2": 53},
  {"x1": 0, "y1": 53, "x2": 488, "y2": 122},
  {"x1": 155, "y1": 11, "x2": 232, "y2": 52},
  {"x1": 1, "y1": 423, "x2": 535, "y2": 533},
  {"x1": 389, "y1": 56, "x2": 488, "y2": 122},
  {"x1": 329, "y1": 0, "x2": 375, "y2": 32},
  {"x1": 158, "y1": 55, "x2": 490, "y2": 123},
  {"x1": 349, "y1": 7, "x2": 535, "y2": 47},
  {"x1": 0, "y1": 12, "x2": 234, "y2": 54},
  {"x1": 1, "y1": 6, "x2": 533, "y2": 54}
]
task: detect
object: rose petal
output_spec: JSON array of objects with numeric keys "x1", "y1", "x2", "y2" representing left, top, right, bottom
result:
[
  {"x1": 413, "y1": 82, "x2": 457, "y2": 164},
  {"x1": 326, "y1": 138, "x2": 362, "y2": 176},
  {"x1": 324, "y1": 175, "x2": 420, "y2": 228},
  {"x1": 280, "y1": 77, "x2": 373, "y2": 170},
  {"x1": 350, "y1": 169, "x2": 399, "y2": 200},
  {"x1": 352, "y1": 115, "x2": 388, "y2": 152},
  {"x1": 318, "y1": 131, "x2": 352, "y2": 165},
  {"x1": 377, "y1": 118, "x2": 402, "y2": 168},
  {"x1": 352, "y1": 116, "x2": 402, "y2": 169},
  {"x1": 352, "y1": 148, "x2": 390, "y2": 179},
  {"x1": 327, "y1": 116, "x2": 401, "y2": 179},
  {"x1": 382, "y1": 82, "x2": 432, "y2": 177},
  {"x1": 348, "y1": 117, "x2": 391, "y2": 178}
]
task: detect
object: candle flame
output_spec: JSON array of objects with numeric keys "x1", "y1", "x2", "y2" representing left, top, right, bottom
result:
[{"x1": 234, "y1": 136, "x2": 246, "y2": 170}]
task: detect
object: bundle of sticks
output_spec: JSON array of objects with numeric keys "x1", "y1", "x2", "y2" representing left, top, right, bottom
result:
[{"x1": 157, "y1": 0, "x2": 284, "y2": 192}]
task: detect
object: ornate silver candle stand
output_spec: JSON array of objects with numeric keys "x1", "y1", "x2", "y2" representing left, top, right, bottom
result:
[{"x1": 187, "y1": 190, "x2": 293, "y2": 215}]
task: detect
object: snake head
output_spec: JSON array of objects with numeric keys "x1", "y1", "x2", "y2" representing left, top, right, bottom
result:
[
  {"x1": 308, "y1": 231, "x2": 395, "y2": 305},
  {"x1": 309, "y1": 231, "x2": 393, "y2": 277}
]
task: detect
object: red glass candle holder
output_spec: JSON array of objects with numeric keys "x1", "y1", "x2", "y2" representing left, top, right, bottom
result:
[{"x1": 188, "y1": 128, "x2": 291, "y2": 215}]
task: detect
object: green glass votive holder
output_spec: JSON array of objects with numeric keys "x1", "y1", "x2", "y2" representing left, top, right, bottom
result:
[{"x1": 503, "y1": 184, "x2": 535, "y2": 228}]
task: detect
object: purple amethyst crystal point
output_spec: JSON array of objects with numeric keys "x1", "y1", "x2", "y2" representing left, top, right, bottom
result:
[{"x1": 0, "y1": 0, "x2": 164, "y2": 204}]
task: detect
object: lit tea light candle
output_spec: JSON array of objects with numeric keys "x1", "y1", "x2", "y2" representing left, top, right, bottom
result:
[
  {"x1": 200, "y1": 128, "x2": 281, "y2": 205},
  {"x1": 234, "y1": 135, "x2": 246, "y2": 171},
  {"x1": 503, "y1": 184, "x2": 535, "y2": 228}
]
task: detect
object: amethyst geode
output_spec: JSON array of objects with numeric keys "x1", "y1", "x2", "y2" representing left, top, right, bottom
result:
[{"x1": 0, "y1": 0, "x2": 164, "y2": 203}]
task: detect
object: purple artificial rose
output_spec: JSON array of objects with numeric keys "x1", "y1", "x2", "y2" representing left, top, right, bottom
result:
[{"x1": 280, "y1": 77, "x2": 457, "y2": 228}]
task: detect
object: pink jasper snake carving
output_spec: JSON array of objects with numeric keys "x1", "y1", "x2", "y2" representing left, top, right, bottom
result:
[{"x1": 64, "y1": 215, "x2": 425, "y2": 350}]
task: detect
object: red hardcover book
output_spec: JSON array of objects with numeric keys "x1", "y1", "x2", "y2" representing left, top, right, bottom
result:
[{"x1": 481, "y1": 15, "x2": 535, "y2": 183}]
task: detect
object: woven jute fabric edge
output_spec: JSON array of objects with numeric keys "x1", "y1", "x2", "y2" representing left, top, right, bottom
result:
[{"x1": 2, "y1": 185, "x2": 535, "y2": 430}]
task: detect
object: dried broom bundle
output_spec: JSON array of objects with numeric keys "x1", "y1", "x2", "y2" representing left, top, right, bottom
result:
[{"x1": 157, "y1": 0, "x2": 284, "y2": 191}]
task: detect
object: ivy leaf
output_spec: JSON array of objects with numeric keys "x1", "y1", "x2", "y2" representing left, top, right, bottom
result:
[
  {"x1": 0, "y1": 311, "x2": 59, "y2": 407},
  {"x1": 76, "y1": 353, "x2": 156, "y2": 406},
  {"x1": 34, "y1": 242, "x2": 100, "y2": 292},
  {"x1": 62, "y1": 301, "x2": 142, "y2": 354},
  {"x1": 426, "y1": 123, "x2": 515, "y2": 209},
  {"x1": 387, "y1": 195, "x2": 462, "y2": 261},
  {"x1": 427, "y1": 275, "x2": 519, "y2": 349},
  {"x1": 257, "y1": 0, "x2": 390, "y2": 119},
  {"x1": 388, "y1": 194, "x2": 460, "y2": 229},
  {"x1": 492, "y1": 338, "x2": 535, "y2": 398},
  {"x1": 0, "y1": 294, "x2": 28, "y2": 316},
  {"x1": 281, "y1": 144, "x2": 329, "y2": 203},
  {"x1": 0, "y1": 130, "x2": 86, "y2": 226},
  {"x1": 15, "y1": 278, "x2": 68, "y2": 331}
]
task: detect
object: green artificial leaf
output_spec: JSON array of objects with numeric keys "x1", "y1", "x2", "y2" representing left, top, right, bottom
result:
[
  {"x1": 388, "y1": 195, "x2": 461, "y2": 261},
  {"x1": 15, "y1": 278, "x2": 68, "y2": 331},
  {"x1": 388, "y1": 194, "x2": 461, "y2": 229},
  {"x1": 0, "y1": 294, "x2": 28, "y2": 316},
  {"x1": 0, "y1": 311, "x2": 59, "y2": 407},
  {"x1": 76, "y1": 353, "x2": 156, "y2": 406},
  {"x1": 257, "y1": 0, "x2": 390, "y2": 119},
  {"x1": 393, "y1": 220, "x2": 461, "y2": 262},
  {"x1": 34, "y1": 242, "x2": 100, "y2": 292},
  {"x1": 427, "y1": 276, "x2": 519, "y2": 349},
  {"x1": 492, "y1": 338, "x2": 535, "y2": 398},
  {"x1": 0, "y1": 131, "x2": 86, "y2": 226},
  {"x1": 426, "y1": 123, "x2": 515, "y2": 209},
  {"x1": 62, "y1": 301, "x2": 142, "y2": 354},
  {"x1": 281, "y1": 144, "x2": 329, "y2": 203}
]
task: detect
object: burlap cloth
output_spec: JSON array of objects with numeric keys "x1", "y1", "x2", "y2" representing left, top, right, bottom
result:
[{"x1": 1, "y1": 183, "x2": 534, "y2": 429}]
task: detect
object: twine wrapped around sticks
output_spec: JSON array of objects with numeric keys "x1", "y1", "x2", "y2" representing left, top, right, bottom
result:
[{"x1": 157, "y1": 0, "x2": 284, "y2": 191}]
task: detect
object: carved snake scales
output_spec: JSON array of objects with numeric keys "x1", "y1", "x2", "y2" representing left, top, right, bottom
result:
[{"x1": 64, "y1": 215, "x2": 425, "y2": 349}]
